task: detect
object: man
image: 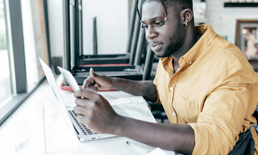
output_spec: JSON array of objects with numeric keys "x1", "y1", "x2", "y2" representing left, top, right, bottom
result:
[{"x1": 73, "y1": 0, "x2": 258, "y2": 154}]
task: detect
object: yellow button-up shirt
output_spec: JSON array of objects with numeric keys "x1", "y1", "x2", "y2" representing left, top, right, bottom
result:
[{"x1": 153, "y1": 24, "x2": 258, "y2": 154}]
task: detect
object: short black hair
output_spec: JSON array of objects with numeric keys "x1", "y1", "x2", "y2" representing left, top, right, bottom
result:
[{"x1": 142, "y1": 0, "x2": 193, "y2": 14}]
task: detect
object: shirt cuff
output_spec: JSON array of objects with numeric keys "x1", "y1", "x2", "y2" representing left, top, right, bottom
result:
[{"x1": 189, "y1": 123, "x2": 212, "y2": 155}]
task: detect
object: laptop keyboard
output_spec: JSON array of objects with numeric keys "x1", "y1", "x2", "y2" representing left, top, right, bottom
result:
[{"x1": 68, "y1": 110, "x2": 97, "y2": 135}]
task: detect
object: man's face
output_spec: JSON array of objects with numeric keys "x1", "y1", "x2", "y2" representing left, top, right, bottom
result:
[{"x1": 141, "y1": 1, "x2": 184, "y2": 58}]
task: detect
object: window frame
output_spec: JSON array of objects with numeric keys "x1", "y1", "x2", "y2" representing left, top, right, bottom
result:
[{"x1": 0, "y1": 0, "x2": 48, "y2": 125}]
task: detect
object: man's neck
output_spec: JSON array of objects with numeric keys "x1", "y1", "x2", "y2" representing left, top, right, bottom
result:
[
  {"x1": 172, "y1": 26, "x2": 202, "y2": 63},
  {"x1": 173, "y1": 60, "x2": 180, "y2": 73}
]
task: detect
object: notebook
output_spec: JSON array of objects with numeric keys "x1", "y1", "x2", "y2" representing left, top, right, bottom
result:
[{"x1": 40, "y1": 58, "x2": 130, "y2": 141}]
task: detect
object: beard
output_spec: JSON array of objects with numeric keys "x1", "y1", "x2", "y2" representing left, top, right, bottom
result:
[{"x1": 154, "y1": 22, "x2": 184, "y2": 58}]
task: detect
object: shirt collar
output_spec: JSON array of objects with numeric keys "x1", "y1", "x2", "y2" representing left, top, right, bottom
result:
[
  {"x1": 161, "y1": 56, "x2": 173, "y2": 74},
  {"x1": 179, "y1": 24, "x2": 217, "y2": 68},
  {"x1": 160, "y1": 24, "x2": 217, "y2": 70}
]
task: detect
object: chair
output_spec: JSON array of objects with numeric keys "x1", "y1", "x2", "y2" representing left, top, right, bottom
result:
[
  {"x1": 62, "y1": 0, "x2": 145, "y2": 86},
  {"x1": 143, "y1": 46, "x2": 168, "y2": 123},
  {"x1": 148, "y1": 101, "x2": 168, "y2": 123},
  {"x1": 252, "y1": 109, "x2": 258, "y2": 122},
  {"x1": 78, "y1": 0, "x2": 143, "y2": 66}
]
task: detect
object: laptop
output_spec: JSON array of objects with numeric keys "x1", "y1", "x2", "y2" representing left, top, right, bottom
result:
[{"x1": 39, "y1": 58, "x2": 130, "y2": 141}]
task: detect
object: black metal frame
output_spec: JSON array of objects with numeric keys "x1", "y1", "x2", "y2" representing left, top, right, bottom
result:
[
  {"x1": 43, "y1": 0, "x2": 52, "y2": 69},
  {"x1": 143, "y1": 46, "x2": 154, "y2": 80},
  {"x1": 63, "y1": 0, "x2": 71, "y2": 71},
  {"x1": 9, "y1": 0, "x2": 27, "y2": 93},
  {"x1": 129, "y1": 0, "x2": 142, "y2": 65},
  {"x1": 78, "y1": 0, "x2": 143, "y2": 66},
  {"x1": 224, "y1": 2, "x2": 258, "y2": 7},
  {"x1": 62, "y1": 0, "x2": 148, "y2": 85}
]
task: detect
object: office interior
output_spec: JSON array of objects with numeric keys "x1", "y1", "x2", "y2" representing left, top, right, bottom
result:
[{"x1": 0, "y1": 0, "x2": 258, "y2": 154}]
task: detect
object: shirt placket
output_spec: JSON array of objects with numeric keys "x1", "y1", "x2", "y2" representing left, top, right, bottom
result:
[
  {"x1": 167, "y1": 59, "x2": 187, "y2": 124},
  {"x1": 166, "y1": 66, "x2": 180, "y2": 123}
]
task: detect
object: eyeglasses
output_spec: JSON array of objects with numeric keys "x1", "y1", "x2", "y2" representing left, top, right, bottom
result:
[{"x1": 136, "y1": 0, "x2": 168, "y2": 29}]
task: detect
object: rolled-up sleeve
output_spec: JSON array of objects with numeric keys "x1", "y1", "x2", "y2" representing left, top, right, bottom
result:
[{"x1": 189, "y1": 67, "x2": 253, "y2": 154}]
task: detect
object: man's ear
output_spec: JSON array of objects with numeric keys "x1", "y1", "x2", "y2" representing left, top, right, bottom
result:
[{"x1": 180, "y1": 9, "x2": 193, "y2": 26}]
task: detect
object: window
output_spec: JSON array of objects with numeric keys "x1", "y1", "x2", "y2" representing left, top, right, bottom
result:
[
  {"x1": 0, "y1": 0, "x2": 48, "y2": 125},
  {"x1": 22, "y1": 0, "x2": 49, "y2": 91},
  {"x1": 0, "y1": 0, "x2": 12, "y2": 106}
]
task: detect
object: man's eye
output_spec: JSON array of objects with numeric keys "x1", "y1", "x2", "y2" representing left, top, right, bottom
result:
[
  {"x1": 154, "y1": 21, "x2": 163, "y2": 27},
  {"x1": 141, "y1": 24, "x2": 148, "y2": 29}
]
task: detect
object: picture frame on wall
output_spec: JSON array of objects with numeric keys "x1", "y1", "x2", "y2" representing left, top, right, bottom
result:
[
  {"x1": 236, "y1": 20, "x2": 258, "y2": 58},
  {"x1": 236, "y1": 20, "x2": 258, "y2": 71},
  {"x1": 193, "y1": 2, "x2": 206, "y2": 19}
]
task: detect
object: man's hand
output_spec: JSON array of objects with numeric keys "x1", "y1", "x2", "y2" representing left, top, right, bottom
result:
[
  {"x1": 82, "y1": 68, "x2": 113, "y2": 91},
  {"x1": 73, "y1": 89, "x2": 123, "y2": 134},
  {"x1": 73, "y1": 89, "x2": 194, "y2": 154},
  {"x1": 83, "y1": 68, "x2": 157, "y2": 102}
]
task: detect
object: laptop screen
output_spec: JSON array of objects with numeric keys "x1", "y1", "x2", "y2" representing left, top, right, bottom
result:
[{"x1": 40, "y1": 58, "x2": 77, "y2": 138}]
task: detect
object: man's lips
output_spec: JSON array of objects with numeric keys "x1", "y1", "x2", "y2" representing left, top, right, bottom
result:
[{"x1": 149, "y1": 42, "x2": 163, "y2": 52}]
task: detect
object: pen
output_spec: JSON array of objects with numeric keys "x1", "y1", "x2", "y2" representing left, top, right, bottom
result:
[{"x1": 126, "y1": 140, "x2": 149, "y2": 154}]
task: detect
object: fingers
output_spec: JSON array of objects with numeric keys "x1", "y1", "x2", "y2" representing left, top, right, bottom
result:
[
  {"x1": 82, "y1": 77, "x2": 91, "y2": 89},
  {"x1": 83, "y1": 77, "x2": 96, "y2": 89},
  {"x1": 74, "y1": 108, "x2": 90, "y2": 126},
  {"x1": 74, "y1": 89, "x2": 99, "y2": 101},
  {"x1": 73, "y1": 98, "x2": 94, "y2": 126},
  {"x1": 90, "y1": 68, "x2": 95, "y2": 78},
  {"x1": 73, "y1": 105, "x2": 87, "y2": 115},
  {"x1": 86, "y1": 82, "x2": 99, "y2": 92},
  {"x1": 73, "y1": 89, "x2": 119, "y2": 134},
  {"x1": 82, "y1": 68, "x2": 97, "y2": 89},
  {"x1": 76, "y1": 115, "x2": 87, "y2": 125},
  {"x1": 75, "y1": 97, "x2": 90, "y2": 107},
  {"x1": 87, "y1": 85, "x2": 98, "y2": 92}
]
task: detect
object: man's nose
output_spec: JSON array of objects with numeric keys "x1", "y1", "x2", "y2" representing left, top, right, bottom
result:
[{"x1": 145, "y1": 26, "x2": 157, "y2": 40}]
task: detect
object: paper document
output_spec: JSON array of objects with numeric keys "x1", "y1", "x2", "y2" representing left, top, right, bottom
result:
[
  {"x1": 108, "y1": 96, "x2": 148, "y2": 105},
  {"x1": 148, "y1": 148, "x2": 175, "y2": 155}
]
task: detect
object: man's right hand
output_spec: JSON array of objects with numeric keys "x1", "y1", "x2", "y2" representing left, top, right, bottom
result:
[{"x1": 82, "y1": 68, "x2": 113, "y2": 91}]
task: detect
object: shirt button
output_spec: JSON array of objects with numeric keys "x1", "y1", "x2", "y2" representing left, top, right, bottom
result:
[
  {"x1": 170, "y1": 87, "x2": 173, "y2": 90},
  {"x1": 190, "y1": 62, "x2": 192, "y2": 65},
  {"x1": 172, "y1": 112, "x2": 175, "y2": 116}
]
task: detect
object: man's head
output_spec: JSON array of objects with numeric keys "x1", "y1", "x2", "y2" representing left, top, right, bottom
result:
[
  {"x1": 141, "y1": 0, "x2": 194, "y2": 58},
  {"x1": 142, "y1": 0, "x2": 193, "y2": 16}
]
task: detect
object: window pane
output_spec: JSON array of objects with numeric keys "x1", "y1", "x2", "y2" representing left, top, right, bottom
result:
[
  {"x1": 0, "y1": 0, "x2": 12, "y2": 105},
  {"x1": 21, "y1": 0, "x2": 49, "y2": 91}
]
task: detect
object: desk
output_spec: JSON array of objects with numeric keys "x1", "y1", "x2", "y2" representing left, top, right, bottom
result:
[{"x1": 0, "y1": 76, "x2": 176, "y2": 155}]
